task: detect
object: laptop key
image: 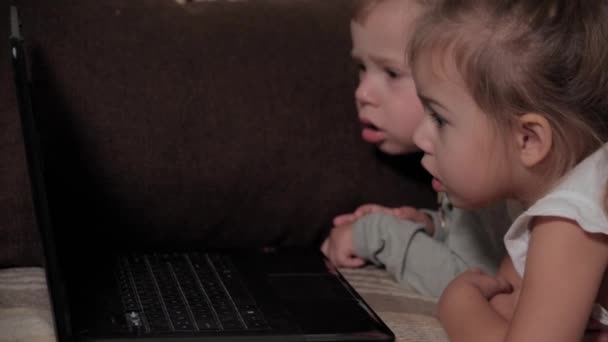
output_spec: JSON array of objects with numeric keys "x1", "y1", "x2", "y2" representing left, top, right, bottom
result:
[
  {"x1": 149, "y1": 255, "x2": 198, "y2": 332},
  {"x1": 118, "y1": 252, "x2": 271, "y2": 333}
]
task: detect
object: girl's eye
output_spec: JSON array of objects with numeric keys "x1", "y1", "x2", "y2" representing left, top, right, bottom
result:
[
  {"x1": 429, "y1": 111, "x2": 447, "y2": 128},
  {"x1": 385, "y1": 68, "x2": 400, "y2": 79}
]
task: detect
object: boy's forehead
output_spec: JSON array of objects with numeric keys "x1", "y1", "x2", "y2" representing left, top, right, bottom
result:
[
  {"x1": 352, "y1": 1, "x2": 423, "y2": 39},
  {"x1": 354, "y1": 0, "x2": 424, "y2": 26},
  {"x1": 350, "y1": 18, "x2": 408, "y2": 59}
]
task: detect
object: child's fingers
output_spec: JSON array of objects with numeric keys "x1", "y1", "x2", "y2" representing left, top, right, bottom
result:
[
  {"x1": 392, "y1": 206, "x2": 419, "y2": 219},
  {"x1": 346, "y1": 256, "x2": 366, "y2": 268},
  {"x1": 326, "y1": 241, "x2": 364, "y2": 268},
  {"x1": 333, "y1": 213, "x2": 356, "y2": 226},
  {"x1": 334, "y1": 205, "x2": 387, "y2": 225},
  {"x1": 476, "y1": 275, "x2": 513, "y2": 299},
  {"x1": 323, "y1": 245, "x2": 342, "y2": 267},
  {"x1": 461, "y1": 269, "x2": 513, "y2": 299},
  {"x1": 394, "y1": 208, "x2": 432, "y2": 225},
  {"x1": 337, "y1": 254, "x2": 366, "y2": 268},
  {"x1": 354, "y1": 204, "x2": 385, "y2": 216},
  {"x1": 320, "y1": 227, "x2": 360, "y2": 268}
]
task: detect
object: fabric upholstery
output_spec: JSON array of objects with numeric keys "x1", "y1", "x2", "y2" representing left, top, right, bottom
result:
[{"x1": 0, "y1": 0, "x2": 434, "y2": 266}]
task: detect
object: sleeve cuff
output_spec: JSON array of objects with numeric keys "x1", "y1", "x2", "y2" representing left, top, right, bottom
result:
[
  {"x1": 420, "y1": 209, "x2": 447, "y2": 241},
  {"x1": 352, "y1": 212, "x2": 427, "y2": 265}
]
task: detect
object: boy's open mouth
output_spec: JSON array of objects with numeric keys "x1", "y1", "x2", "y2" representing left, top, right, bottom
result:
[
  {"x1": 432, "y1": 178, "x2": 445, "y2": 192},
  {"x1": 360, "y1": 120, "x2": 385, "y2": 144}
]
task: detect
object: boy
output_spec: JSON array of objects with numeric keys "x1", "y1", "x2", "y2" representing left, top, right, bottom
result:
[{"x1": 321, "y1": 0, "x2": 512, "y2": 298}]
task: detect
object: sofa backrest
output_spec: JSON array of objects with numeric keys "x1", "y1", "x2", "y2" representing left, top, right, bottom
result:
[{"x1": 0, "y1": 0, "x2": 435, "y2": 267}]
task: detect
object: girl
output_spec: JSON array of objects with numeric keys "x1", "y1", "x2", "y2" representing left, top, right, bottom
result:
[{"x1": 409, "y1": 1, "x2": 608, "y2": 341}]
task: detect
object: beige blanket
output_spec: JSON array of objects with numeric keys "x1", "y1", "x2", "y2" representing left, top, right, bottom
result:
[{"x1": 0, "y1": 267, "x2": 447, "y2": 342}]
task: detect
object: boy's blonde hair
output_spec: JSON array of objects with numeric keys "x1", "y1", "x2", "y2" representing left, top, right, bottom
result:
[
  {"x1": 409, "y1": 0, "x2": 608, "y2": 207},
  {"x1": 351, "y1": 0, "x2": 383, "y2": 23}
]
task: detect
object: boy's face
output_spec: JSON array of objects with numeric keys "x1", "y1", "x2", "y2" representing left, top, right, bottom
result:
[
  {"x1": 412, "y1": 52, "x2": 515, "y2": 209},
  {"x1": 351, "y1": 0, "x2": 425, "y2": 155}
]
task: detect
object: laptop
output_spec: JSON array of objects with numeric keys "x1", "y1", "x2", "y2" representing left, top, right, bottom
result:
[{"x1": 9, "y1": 6, "x2": 394, "y2": 342}]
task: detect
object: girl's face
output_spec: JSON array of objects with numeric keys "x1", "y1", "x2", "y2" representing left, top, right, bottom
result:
[{"x1": 412, "y1": 52, "x2": 517, "y2": 209}]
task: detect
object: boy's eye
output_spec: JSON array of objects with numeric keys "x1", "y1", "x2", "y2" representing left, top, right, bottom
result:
[
  {"x1": 355, "y1": 62, "x2": 366, "y2": 73},
  {"x1": 353, "y1": 62, "x2": 366, "y2": 78}
]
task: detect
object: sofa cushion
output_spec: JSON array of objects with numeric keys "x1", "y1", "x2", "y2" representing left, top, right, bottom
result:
[
  {"x1": 0, "y1": 0, "x2": 435, "y2": 266},
  {"x1": 0, "y1": 266, "x2": 448, "y2": 342}
]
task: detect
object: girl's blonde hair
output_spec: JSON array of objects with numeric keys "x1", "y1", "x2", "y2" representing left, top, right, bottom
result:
[{"x1": 409, "y1": 0, "x2": 608, "y2": 209}]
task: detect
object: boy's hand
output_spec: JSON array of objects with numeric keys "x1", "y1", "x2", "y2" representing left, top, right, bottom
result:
[
  {"x1": 333, "y1": 204, "x2": 435, "y2": 235},
  {"x1": 320, "y1": 224, "x2": 366, "y2": 268}
]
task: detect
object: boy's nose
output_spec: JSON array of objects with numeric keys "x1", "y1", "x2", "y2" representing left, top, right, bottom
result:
[
  {"x1": 413, "y1": 116, "x2": 433, "y2": 154},
  {"x1": 355, "y1": 75, "x2": 376, "y2": 106}
]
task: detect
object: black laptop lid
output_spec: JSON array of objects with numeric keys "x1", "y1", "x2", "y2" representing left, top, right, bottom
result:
[{"x1": 9, "y1": 6, "x2": 73, "y2": 341}]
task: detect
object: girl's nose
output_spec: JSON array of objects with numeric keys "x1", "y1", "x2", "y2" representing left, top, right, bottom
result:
[{"x1": 413, "y1": 116, "x2": 434, "y2": 155}]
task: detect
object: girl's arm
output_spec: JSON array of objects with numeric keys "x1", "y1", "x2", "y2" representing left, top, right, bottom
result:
[
  {"x1": 489, "y1": 256, "x2": 521, "y2": 320},
  {"x1": 439, "y1": 216, "x2": 608, "y2": 342},
  {"x1": 505, "y1": 216, "x2": 608, "y2": 342},
  {"x1": 438, "y1": 268, "x2": 512, "y2": 341}
]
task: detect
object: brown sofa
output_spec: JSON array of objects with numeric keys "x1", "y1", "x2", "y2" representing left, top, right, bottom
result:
[{"x1": 0, "y1": 0, "x2": 446, "y2": 340}]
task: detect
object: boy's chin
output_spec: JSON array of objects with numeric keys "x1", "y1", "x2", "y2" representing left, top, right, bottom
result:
[{"x1": 377, "y1": 143, "x2": 420, "y2": 156}]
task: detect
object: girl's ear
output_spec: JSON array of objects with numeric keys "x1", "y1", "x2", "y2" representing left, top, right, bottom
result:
[{"x1": 515, "y1": 113, "x2": 553, "y2": 167}]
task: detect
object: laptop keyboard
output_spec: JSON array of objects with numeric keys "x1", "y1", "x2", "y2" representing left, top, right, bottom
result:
[{"x1": 115, "y1": 252, "x2": 270, "y2": 333}]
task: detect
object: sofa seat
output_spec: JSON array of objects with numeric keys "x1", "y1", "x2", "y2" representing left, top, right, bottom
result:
[{"x1": 0, "y1": 266, "x2": 447, "y2": 342}]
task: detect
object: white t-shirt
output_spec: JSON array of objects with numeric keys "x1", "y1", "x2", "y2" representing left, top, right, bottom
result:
[{"x1": 504, "y1": 143, "x2": 608, "y2": 323}]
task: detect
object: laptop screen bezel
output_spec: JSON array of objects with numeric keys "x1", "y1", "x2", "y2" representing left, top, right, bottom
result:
[{"x1": 9, "y1": 6, "x2": 74, "y2": 341}]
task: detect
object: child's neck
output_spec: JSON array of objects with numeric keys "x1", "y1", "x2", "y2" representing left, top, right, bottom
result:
[{"x1": 512, "y1": 170, "x2": 561, "y2": 209}]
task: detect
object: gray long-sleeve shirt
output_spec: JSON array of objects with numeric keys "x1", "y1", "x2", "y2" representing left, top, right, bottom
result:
[{"x1": 352, "y1": 200, "x2": 513, "y2": 297}]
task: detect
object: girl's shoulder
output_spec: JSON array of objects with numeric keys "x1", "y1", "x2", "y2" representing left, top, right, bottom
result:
[
  {"x1": 504, "y1": 144, "x2": 608, "y2": 276},
  {"x1": 526, "y1": 145, "x2": 608, "y2": 234}
]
